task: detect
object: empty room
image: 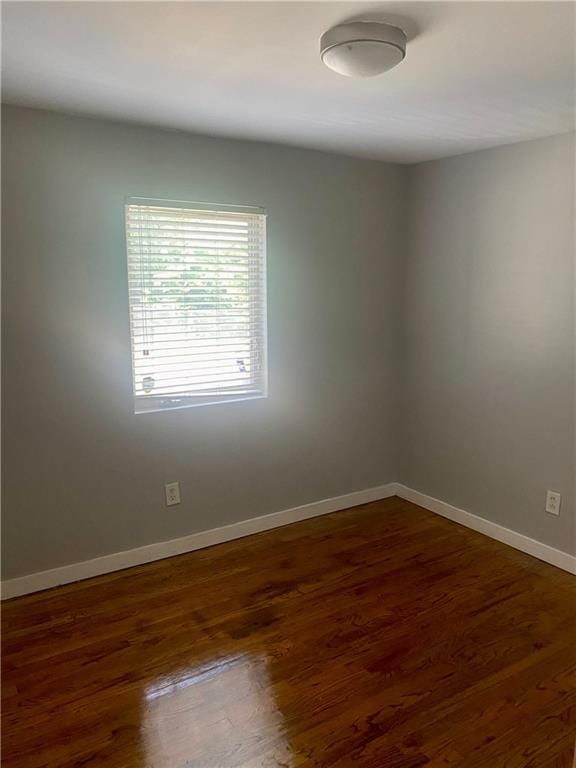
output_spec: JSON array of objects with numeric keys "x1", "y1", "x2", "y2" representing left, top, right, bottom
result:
[{"x1": 1, "y1": 2, "x2": 575, "y2": 766}]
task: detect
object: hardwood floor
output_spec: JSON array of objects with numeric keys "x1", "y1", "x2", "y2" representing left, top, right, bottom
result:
[{"x1": 2, "y1": 497, "x2": 575, "y2": 767}]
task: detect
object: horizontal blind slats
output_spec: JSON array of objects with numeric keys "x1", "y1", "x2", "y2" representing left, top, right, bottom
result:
[
  {"x1": 128, "y1": 220, "x2": 251, "y2": 230},
  {"x1": 130, "y1": 317, "x2": 256, "y2": 327},
  {"x1": 129, "y1": 309, "x2": 258, "y2": 317},
  {"x1": 132, "y1": 342, "x2": 253, "y2": 354},
  {"x1": 132, "y1": 346, "x2": 256, "y2": 359},
  {"x1": 135, "y1": 368, "x2": 253, "y2": 385},
  {"x1": 131, "y1": 331, "x2": 252, "y2": 342},
  {"x1": 129, "y1": 305, "x2": 259, "y2": 313},
  {"x1": 129, "y1": 246, "x2": 258, "y2": 255},
  {"x1": 128, "y1": 207, "x2": 263, "y2": 220},
  {"x1": 136, "y1": 380, "x2": 254, "y2": 396},
  {"x1": 134, "y1": 358, "x2": 254, "y2": 373},
  {"x1": 128, "y1": 272, "x2": 256, "y2": 279},
  {"x1": 126, "y1": 265, "x2": 253, "y2": 273},
  {"x1": 128, "y1": 280, "x2": 258, "y2": 289},
  {"x1": 136, "y1": 383, "x2": 254, "y2": 397},
  {"x1": 128, "y1": 255, "x2": 256, "y2": 263}
]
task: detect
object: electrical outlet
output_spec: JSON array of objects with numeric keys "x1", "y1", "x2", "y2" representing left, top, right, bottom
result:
[
  {"x1": 545, "y1": 490, "x2": 561, "y2": 516},
  {"x1": 165, "y1": 482, "x2": 181, "y2": 507}
]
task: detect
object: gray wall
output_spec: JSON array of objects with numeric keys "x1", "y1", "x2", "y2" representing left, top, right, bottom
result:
[
  {"x1": 2, "y1": 105, "x2": 407, "y2": 579},
  {"x1": 400, "y1": 133, "x2": 575, "y2": 554},
  {"x1": 3, "y1": 106, "x2": 574, "y2": 581}
]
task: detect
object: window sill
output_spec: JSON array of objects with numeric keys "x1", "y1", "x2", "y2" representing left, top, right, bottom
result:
[{"x1": 134, "y1": 391, "x2": 268, "y2": 415}]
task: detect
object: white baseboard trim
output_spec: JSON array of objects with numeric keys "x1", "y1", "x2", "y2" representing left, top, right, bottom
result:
[
  {"x1": 3, "y1": 481, "x2": 574, "y2": 599},
  {"x1": 1, "y1": 483, "x2": 399, "y2": 600},
  {"x1": 395, "y1": 484, "x2": 576, "y2": 575}
]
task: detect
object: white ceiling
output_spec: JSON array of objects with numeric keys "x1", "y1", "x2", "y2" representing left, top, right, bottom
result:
[{"x1": 2, "y1": 1, "x2": 575, "y2": 163}]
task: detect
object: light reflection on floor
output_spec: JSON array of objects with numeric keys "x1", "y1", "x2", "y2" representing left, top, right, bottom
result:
[{"x1": 141, "y1": 652, "x2": 293, "y2": 767}]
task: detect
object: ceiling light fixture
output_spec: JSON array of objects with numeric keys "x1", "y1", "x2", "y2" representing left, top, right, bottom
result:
[{"x1": 320, "y1": 21, "x2": 407, "y2": 78}]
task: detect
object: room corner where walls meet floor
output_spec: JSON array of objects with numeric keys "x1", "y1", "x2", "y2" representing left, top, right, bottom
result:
[{"x1": 3, "y1": 483, "x2": 574, "y2": 600}]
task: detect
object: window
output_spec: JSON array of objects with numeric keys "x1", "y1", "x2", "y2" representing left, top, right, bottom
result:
[{"x1": 125, "y1": 198, "x2": 267, "y2": 413}]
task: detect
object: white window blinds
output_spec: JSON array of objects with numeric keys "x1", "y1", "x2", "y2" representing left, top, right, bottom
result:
[{"x1": 125, "y1": 198, "x2": 268, "y2": 413}]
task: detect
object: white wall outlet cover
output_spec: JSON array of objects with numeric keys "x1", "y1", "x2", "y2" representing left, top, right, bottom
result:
[
  {"x1": 165, "y1": 482, "x2": 181, "y2": 506},
  {"x1": 545, "y1": 490, "x2": 561, "y2": 516}
]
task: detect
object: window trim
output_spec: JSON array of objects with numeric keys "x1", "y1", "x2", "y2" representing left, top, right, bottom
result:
[{"x1": 125, "y1": 196, "x2": 269, "y2": 414}]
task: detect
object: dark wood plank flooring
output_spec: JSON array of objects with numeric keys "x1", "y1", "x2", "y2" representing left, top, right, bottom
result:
[{"x1": 2, "y1": 497, "x2": 575, "y2": 767}]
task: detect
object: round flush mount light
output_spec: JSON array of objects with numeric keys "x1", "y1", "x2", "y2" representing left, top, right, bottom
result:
[{"x1": 320, "y1": 21, "x2": 407, "y2": 78}]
